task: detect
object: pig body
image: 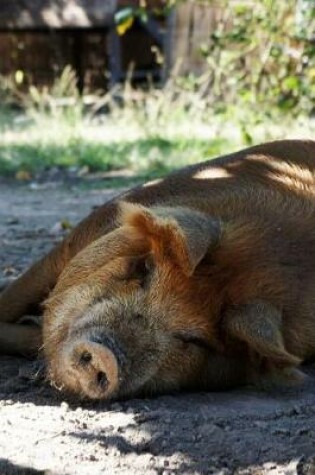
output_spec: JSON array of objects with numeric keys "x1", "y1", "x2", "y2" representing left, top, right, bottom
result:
[{"x1": 0, "y1": 139, "x2": 314, "y2": 399}]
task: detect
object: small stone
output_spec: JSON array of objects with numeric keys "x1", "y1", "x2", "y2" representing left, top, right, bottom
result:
[
  {"x1": 6, "y1": 217, "x2": 19, "y2": 225},
  {"x1": 3, "y1": 400, "x2": 14, "y2": 406},
  {"x1": 272, "y1": 428, "x2": 290, "y2": 436},
  {"x1": 296, "y1": 428, "x2": 309, "y2": 436},
  {"x1": 254, "y1": 421, "x2": 267, "y2": 429},
  {"x1": 60, "y1": 401, "x2": 69, "y2": 412},
  {"x1": 50, "y1": 222, "x2": 63, "y2": 234}
]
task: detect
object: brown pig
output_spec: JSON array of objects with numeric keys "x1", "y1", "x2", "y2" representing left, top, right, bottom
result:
[{"x1": 0, "y1": 139, "x2": 314, "y2": 400}]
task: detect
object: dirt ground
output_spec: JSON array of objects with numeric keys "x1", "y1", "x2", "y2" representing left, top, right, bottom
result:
[{"x1": 0, "y1": 178, "x2": 314, "y2": 475}]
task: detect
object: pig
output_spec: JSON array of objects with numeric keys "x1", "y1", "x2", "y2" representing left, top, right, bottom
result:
[{"x1": 0, "y1": 139, "x2": 314, "y2": 400}]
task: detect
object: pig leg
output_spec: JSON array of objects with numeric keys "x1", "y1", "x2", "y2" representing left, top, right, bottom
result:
[
  {"x1": 0, "y1": 243, "x2": 67, "y2": 324},
  {"x1": 0, "y1": 244, "x2": 66, "y2": 355},
  {"x1": 0, "y1": 202, "x2": 120, "y2": 355},
  {"x1": 0, "y1": 321, "x2": 42, "y2": 356},
  {"x1": 0, "y1": 201, "x2": 118, "y2": 325}
]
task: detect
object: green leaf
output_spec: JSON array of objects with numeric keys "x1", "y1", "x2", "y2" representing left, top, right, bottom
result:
[
  {"x1": 114, "y1": 8, "x2": 134, "y2": 25},
  {"x1": 282, "y1": 76, "x2": 300, "y2": 91}
]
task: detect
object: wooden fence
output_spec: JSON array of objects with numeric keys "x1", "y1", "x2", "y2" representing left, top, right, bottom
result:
[{"x1": 0, "y1": 1, "x2": 222, "y2": 90}]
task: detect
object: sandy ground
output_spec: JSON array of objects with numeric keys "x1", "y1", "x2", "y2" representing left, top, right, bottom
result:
[{"x1": 0, "y1": 179, "x2": 315, "y2": 475}]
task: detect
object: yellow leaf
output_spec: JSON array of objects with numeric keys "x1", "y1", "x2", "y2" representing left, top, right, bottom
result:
[
  {"x1": 116, "y1": 17, "x2": 134, "y2": 36},
  {"x1": 61, "y1": 219, "x2": 73, "y2": 230},
  {"x1": 15, "y1": 170, "x2": 31, "y2": 181}
]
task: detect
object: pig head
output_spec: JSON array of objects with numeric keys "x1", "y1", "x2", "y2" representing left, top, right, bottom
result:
[{"x1": 43, "y1": 203, "x2": 304, "y2": 400}]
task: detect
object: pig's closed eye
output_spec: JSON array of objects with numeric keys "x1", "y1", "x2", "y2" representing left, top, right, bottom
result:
[{"x1": 173, "y1": 331, "x2": 212, "y2": 351}]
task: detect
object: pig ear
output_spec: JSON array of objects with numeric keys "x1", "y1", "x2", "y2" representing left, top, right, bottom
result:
[
  {"x1": 224, "y1": 301, "x2": 301, "y2": 367},
  {"x1": 119, "y1": 202, "x2": 221, "y2": 276}
]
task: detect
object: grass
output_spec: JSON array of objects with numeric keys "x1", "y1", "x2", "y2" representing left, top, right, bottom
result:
[
  {"x1": 0, "y1": 81, "x2": 314, "y2": 181},
  {"x1": 0, "y1": 123, "x2": 230, "y2": 177},
  {"x1": 0, "y1": 106, "x2": 234, "y2": 178}
]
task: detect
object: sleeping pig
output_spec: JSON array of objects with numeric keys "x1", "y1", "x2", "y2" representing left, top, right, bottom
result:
[{"x1": 0, "y1": 139, "x2": 314, "y2": 400}]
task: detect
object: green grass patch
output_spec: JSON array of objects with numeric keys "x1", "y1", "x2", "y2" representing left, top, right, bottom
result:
[
  {"x1": 0, "y1": 89, "x2": 313, "y2": 183},
  {"x1": 0, "y1": 133, "x2": 232, "y2": 178}
]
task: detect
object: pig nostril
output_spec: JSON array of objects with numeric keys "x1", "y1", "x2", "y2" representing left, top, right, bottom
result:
[
  {"x1": 79, "y1": 351, "x2": 92, "y2": 365},
  {"x1": 97, "y1": 371, "x2": 108, "y2": 389},
  {"x1": 70, "y1": 340, "x2": 119, "y2": 398}
]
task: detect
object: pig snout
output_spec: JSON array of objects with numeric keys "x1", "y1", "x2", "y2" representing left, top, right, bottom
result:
[{"x1": 64, "y1": 334, "x2": 123, "y2": 399}]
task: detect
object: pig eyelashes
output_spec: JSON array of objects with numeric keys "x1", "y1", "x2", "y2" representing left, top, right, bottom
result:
[{"x1": 173, "y1": 331, "x2": 214, "y2": 352}]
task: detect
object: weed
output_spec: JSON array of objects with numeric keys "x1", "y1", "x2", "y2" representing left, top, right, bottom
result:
[{"x1": 0, "y1": 64, "x2": 313, "y2": 180}]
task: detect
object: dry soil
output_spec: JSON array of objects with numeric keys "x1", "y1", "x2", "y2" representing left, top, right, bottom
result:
[{"x1": 0, "y1": 179, "x2": 314, "y2": 475}]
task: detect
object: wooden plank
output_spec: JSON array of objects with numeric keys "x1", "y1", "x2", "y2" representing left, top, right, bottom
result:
[
  {"x1": 162, "y1": 8, "x2": 175, "y2": 81},
  {"x1": 0, "y1": 0, "x2": 117, "y2": 30},
  {"x1": 117, "y1": 0, "x2": 165, "y2": 8},
  {"x1": 107, "y1": 26, "x2": 123, "y2": 87},
  {"x1": 164, "y1": 1, "x2": 222, "y2": 78},
  {"x1": 190, "y1": 3, "x2": 216, "y2": 75},
  {"x1": 0, "y1": 30, "x2": 109, "y2": 90},
  {"x1": 141, "y1": 16, "x2": 164, "y2": 45},
  {"x1": 166, "y1": 1, "x2": 194, "y2": 76}
]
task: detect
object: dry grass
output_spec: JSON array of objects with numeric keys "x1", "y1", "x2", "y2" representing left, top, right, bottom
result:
[{"x1": 0, "y1": 69, "x2": 314, "y2": 178}]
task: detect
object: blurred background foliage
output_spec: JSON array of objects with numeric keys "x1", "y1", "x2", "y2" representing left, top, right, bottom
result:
[
  {"x1": 115, "y1": 0, "x2": 314, "y2": 113},
  {"x1": 0, "y1": 0, "x2": 314, "y2": 181}
]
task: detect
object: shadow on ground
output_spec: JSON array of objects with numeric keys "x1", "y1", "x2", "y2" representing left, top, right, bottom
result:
[{"x1": 1, "y1": 355, "x2": 315, "y2": 474}]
